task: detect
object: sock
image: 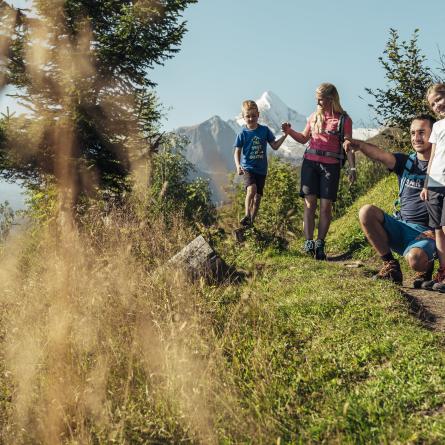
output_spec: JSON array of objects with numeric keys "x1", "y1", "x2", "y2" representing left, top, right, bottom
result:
[{"x1": 381, "y1": 252, "x2": 394, "y2": 262}]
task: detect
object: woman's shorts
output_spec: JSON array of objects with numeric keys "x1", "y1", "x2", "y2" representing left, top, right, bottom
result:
[
  {"x1": 243, "y1": 171, "x2": 267, "y2": 195},
  {"x1": 300, "y1": 158, "x2": 341, "y2": 202}
]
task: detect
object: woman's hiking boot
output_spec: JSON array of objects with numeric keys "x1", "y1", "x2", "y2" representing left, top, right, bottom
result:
[
  {"x1": 372, "y1": 259, "x2": 403, "y2": 285},
  {"x1": 314, "y1": 239, "x2": 327, "y2": 261},
  {"x1": 303, "y1": 239, "x2": 315, "y2": 256},
  {"x1": 421, "y1": 266, "x2": 445, "y2": 291},
  {"x1": 239, "y1": 215, "x2": 252, "y2": 228},
  {"x1": 413, "y1": 262, "x2": 434, "y2": 289}
]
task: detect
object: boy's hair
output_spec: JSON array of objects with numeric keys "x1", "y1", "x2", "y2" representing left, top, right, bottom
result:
[
  {"x1": 242, "y1": 100, "x2": 259, "y2": 115},
  {"x1": 312, "y1": 83, "x2": 345, "y2": 133},
  {"x1": 426, "y1": 83, "x2": 445, "y2": 104},
  {"x1": 412, "y1": 113, "x2": 436, "y2": 129}
]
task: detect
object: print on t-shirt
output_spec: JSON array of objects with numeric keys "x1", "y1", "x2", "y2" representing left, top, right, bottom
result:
[{"x1": 249, "y1": 136, "x2": 264, "y2": 160}]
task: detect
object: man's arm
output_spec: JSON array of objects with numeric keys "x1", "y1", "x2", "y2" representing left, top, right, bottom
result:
[
  {"x1": 269, "y1": 133, "x2": 287, "y2": 150},
  {"x1": 345, "y1": 139, "x2": 396, "y2": 170}
]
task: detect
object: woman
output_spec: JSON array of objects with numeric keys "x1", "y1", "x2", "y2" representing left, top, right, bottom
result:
[{"x1": 282, "y1": 83, "x2": 356, "y2": 260}]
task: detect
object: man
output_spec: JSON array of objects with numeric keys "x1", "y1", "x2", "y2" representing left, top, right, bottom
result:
[{"x1": 344, "y1": 115, "x2": 436, "y2": 287}]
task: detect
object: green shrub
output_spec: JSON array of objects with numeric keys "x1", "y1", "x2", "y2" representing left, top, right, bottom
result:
[{"x1": 149, "y1": 136, "x2": 216, "y2": 227}]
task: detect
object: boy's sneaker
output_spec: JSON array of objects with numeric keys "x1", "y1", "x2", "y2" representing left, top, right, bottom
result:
[
  {"x1": 413, "y1": 262, "x2": 434, "y2": 289},
  {"x1": 372, "y1": 259, "x2": 403, "y2": 285},
  {"x1": 314, "y1": 239, "x2": 327, "y2": 261},
  {"x1": 239, "y1": 215, "x2": 252, "y2": 228},
  {"x1": 303, "y1": 239, "x2": 315, "y2": 256},
  {"x1": 421, "y1": 266, "x2": 445, "y2": 291}
]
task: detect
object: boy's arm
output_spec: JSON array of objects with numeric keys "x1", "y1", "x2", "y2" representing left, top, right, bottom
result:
[
  {"x1": 420, "y1": 142, "x2": 436, "y2": 201},
  {"x1": 234, "y1": 147, "x2": 243, "y2": 175},
  {"x1": 269, "y1": 133, "x2": 287, "y2": 150},
  {"x1": 344, "y1": 139, "x2": 396, "y2": 170}
]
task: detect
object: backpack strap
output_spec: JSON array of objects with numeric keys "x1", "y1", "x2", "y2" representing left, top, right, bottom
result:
[
  {"x1": 398, "y1": 152, "x2": 418, "y2": 197},
  {"x1": 393, "y1": 152, "x2": 419, "y2": 216}
]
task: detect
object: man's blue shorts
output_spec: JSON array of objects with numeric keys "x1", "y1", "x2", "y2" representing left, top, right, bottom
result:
[{"x1": 383, "y1": 213, "x2": 436, "y2": 260}]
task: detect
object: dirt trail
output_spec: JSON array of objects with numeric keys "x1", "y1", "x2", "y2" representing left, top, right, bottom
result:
[
  {"x1": 400, "y1": 284, "x2": 445, "y2": 332},
  {"x1": 331, "y1": 255, "x2": 445, "y2": 332}
]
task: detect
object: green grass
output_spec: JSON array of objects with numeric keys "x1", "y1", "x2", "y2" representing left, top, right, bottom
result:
[
  {"x1": 328, "y1": 174, "x2": 397, "y2": 258},
  {"x1": 3, "y1": 189, "x2": 445, "y2": 443},
  {"x1": 209, "y1": 251, "x2": 445, "y2": 443}
]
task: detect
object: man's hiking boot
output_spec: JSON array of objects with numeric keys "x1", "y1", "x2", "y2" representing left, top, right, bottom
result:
[
  {"x1": 314, "y1": 239, "x2": 327, "y2": 261},
  {"x1": 421, "y1": 266, "x2": 445, "y2": 291},
  {"x1": 303, "y1": 239, "x2": 315, "y2": 256},
  {"x1": 372, "y1": 259, "x2": 403, "y2": 285},
  {"x1": 239, "y1": 215, "x2": 252, "y2": 228},
  {"x1": 413, "y1": 262, "x2": 434, "y2": 289}
]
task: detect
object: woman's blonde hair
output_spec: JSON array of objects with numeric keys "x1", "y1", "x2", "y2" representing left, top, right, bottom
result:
[
  {"x1": 426, "y1": 83, "x2": 445, "y2": 113},
  {"x1": 311, "y1": 83, "x2": 345, "y2": 133}
]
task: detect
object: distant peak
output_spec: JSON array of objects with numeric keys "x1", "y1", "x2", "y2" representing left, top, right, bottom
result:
[{"x1": 256, "y1": 91, "x2": 287, "y2": 109}]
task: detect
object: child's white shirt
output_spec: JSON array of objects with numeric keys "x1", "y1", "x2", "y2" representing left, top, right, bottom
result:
[{"x1": 428, "y1": 119, "x2": 445, "y2": 188}]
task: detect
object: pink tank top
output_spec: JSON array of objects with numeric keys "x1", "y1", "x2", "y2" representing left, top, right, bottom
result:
[{"x1": 303, "y1": 112, "x2": 352, "y2": 164}]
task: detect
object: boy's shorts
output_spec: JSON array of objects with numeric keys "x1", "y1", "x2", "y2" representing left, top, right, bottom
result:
[
  {"x1": 383, "y1": 213, "x2": 436, "y2": 260},
  {"x1": 243, "y1": 171, "x2": 266, "y2": 195},
  {"x1": 426, "y1": 189, "x2": 445, "y2": 229},
  {"x1": 300, "y1": 158, "x2": 341, "y2": 201}
]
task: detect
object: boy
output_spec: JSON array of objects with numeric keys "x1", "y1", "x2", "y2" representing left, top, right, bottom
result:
[
  {"x1": 234, "y1": 100, "x2": 287, "y2": 227},
  {"x1": 420, "y1": 83, "x2": 445, "y2": 291}
]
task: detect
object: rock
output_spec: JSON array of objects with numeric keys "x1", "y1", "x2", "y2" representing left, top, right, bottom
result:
[{"x1": 169, "y1": 235, "x2": 235, "y2": 283}]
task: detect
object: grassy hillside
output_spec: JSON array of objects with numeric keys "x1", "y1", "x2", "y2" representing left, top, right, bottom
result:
[
  {"x1": 328, "y1": 174, "x2": 397, "y2": 258},
  {"x1": 209, "y1": 252, "x2": 445, "y2": 443},
  {"x1": 2, "y1": 184, "x2": 445, "y2": 443}
]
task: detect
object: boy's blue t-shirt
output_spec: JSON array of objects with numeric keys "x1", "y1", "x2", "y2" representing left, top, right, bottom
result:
[{"x1": 234, "y1": 124, "x2": 276, "y2": 175}]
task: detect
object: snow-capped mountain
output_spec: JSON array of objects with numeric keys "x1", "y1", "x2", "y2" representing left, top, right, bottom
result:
[{"x1": 176, "y1": 91, "x2": 378, "y2": 202}]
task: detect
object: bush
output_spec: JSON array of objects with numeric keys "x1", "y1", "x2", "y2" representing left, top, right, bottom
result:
[{"x1": 149, "y1": 135, "x2": 216, "y2": 227}]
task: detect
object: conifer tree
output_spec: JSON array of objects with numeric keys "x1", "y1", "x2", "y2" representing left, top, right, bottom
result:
[
  {"x1": 366, "y1": 29, "x2": 442, "y2": 143},
  {"x1": 0, "y1": 0, "x2": 196, "y2": 202}
]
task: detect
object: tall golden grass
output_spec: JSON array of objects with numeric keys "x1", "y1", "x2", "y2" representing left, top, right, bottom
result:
[{"x1": 0, "y1": 203, "x2": 239, "y2": 443}]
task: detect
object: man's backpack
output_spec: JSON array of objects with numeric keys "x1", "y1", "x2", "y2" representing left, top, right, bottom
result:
[{"x1": 393, "y1": 152, "x2": 423, "y2": 219}]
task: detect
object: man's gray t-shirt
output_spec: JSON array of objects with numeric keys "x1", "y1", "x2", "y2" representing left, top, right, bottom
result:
[{"x1": 391, "y1": 153, "x2": 429, "y2": 227}]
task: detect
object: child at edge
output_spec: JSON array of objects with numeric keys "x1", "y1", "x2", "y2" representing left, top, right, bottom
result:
[
  {"x1": 420, "y1": 83, "x2": 445, "y2": 291},
  {"x1": 233, "y1": 100, "x2": 287, "y2": 227},
  {"x1": 281, "y1": 83, "x2": 356, "y2": 260}
]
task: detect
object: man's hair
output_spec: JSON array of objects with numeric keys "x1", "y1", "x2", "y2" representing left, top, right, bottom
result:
[
  {"x1": 242, "y1": 100, "x2": 259, "y2": 114},
  {"x1": 411, "y1": 113, "x2": 436, "y2": 129}
]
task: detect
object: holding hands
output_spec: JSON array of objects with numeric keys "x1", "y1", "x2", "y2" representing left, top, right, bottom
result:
[{"x1": 281, "y1": 122, "x2": 291, "y2": 134}]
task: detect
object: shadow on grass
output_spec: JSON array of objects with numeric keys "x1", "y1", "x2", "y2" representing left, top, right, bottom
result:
[
  {"x1": 399, "y1": 288, "x2": 439, "y2": 331},
  {"x1": 327, "y1": 240, "x2": 368, "y2": 262}
]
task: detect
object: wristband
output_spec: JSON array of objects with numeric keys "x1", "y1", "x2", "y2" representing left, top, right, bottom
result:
[{"x1": 349, "y1": 168, "x2": 356, "y2": 171}]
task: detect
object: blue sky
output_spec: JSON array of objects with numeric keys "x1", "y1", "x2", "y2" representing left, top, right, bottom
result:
[
  {"x1": 149, "y1": 0, "x2": 445, "y2": 130},
  {"x1": 2, "y1": 0, "x2": 445, "y2": 131}
]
